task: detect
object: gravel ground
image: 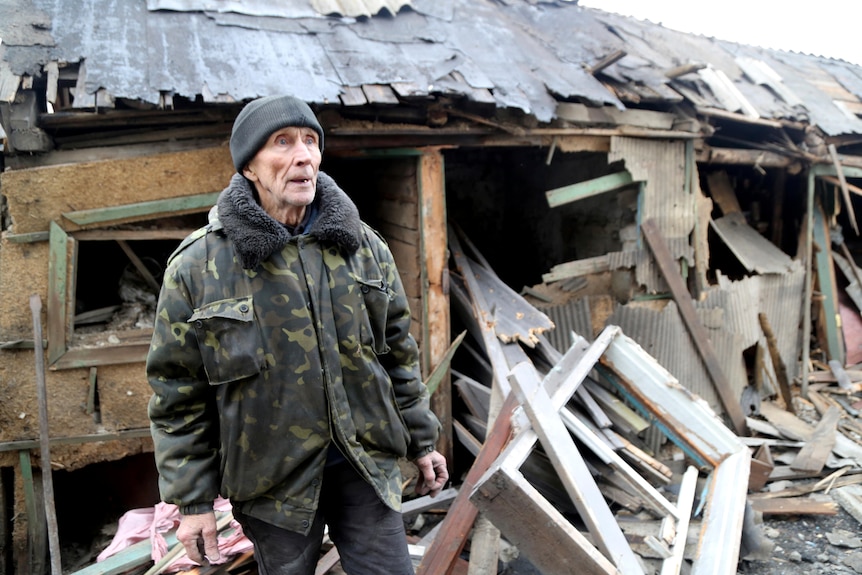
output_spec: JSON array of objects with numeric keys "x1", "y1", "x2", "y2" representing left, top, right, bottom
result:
[{"x1": 740, "y1": 502, "x2": 862, "y2": 575}]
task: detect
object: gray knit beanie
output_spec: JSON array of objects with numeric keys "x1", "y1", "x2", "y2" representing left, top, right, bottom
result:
[{"x1": 229, "y1": 95, "x2": 324, "y2": 173}]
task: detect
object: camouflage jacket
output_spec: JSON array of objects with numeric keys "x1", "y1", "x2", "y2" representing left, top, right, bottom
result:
[{"x1": 147, "y1": 171, "x2": 440, "y2": 535}]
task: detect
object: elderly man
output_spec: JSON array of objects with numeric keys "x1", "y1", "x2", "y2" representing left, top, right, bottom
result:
[{"x1": 147, "y1": 95, "x2": 448, "y2": 575}]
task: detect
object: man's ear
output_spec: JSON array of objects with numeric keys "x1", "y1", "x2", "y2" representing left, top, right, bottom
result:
[{"x1": 242, "y1": 165, "x2": 257, "y2": 181}]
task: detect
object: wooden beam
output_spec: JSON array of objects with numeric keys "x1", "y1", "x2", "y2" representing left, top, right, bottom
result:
[
  {"x1": 641, "y1": 218, "x2": 748, "y2": 435},
  {"x1": 586, "y1": 49, "x2": 626, "y2": 75},
  {"x1": 822, "y1": 175, "x2": 862, "y2": 197},
  {"x1": 545, "y1": 171, "x2": 635, "y2": 208},
  {"x1": 116, "y1": 240, "x2": 161, "y2": 294},
  {"x1": 72, "y1": 229, "x2": 194, "y2": 241},
  {"x1": 701, "y1": 146, "x2": 795, "y2": 168},
  {"x1": 665, "y1": 63, "x2": 706, "y2": 79},
  {"x1": 19, "y1": 451, "x2": 48, "y2": 575},
  {"x1": 555, "y1": 103, "x2": 676, "y2": 130}
]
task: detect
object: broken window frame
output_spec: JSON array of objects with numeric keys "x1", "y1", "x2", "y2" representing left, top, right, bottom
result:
[
  {"x1": 47, "y1": 192, "x2": 219, "y2": 370},
  {"x1": 469, "y1": 325, "x2": 751, "y2": 575}
]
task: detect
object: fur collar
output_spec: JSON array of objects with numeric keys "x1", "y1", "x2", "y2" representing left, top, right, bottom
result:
[{"x1": 214, "y1": 171, "x2": 363, "y2": 269}]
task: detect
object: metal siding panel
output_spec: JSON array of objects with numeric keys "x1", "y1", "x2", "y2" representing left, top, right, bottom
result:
[
  {"x1": 610, "y1": 137, "x2": 694, "y2": 294},
  {"x1": 540, "y1": 297, "x2": 594, "y2": 352},
  {"x1": 609, "y1": 301, "x2": 724, "y2": 414},
  {"x1": 757, "y1": 262, "x2": 806, "y2": 385}
]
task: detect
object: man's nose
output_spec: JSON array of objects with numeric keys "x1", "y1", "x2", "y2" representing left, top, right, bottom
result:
[{"x1": 294, "y1": 143, "x2": 312, "y2": 164}]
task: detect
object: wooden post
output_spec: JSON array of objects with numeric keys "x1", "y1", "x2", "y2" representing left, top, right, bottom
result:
[
  {"x1": 30, "y1": 295, "x2": 62, "y2": 575},
  {"x1": 418, "y1": 149, "x2": 453, "y2": 467}
]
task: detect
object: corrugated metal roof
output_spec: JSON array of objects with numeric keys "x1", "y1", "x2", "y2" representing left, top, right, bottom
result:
[
  {"x1": 3, "y1": 0, "x2": 862, "y2": 135},
  {"x1": 146, "y1": 0, "x2": 412, "y2": 18}
]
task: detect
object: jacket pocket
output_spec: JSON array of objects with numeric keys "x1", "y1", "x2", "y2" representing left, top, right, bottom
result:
[
  {"x1": 356, "y1": 277, "x2": 392, "y2": 355},
  {"x1": 188, "y1": 296, "x2": 264, "y2": 385}
]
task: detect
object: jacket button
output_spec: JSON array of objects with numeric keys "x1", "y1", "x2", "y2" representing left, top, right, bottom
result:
[
  {"x1": 301, "y1": 520, "x2": 310, "y2": 527},
  {"x1": 312, "y1": 478, "x2": 320, "y2": 486},
  {"x1": 361, "y1": 285, "x2": 370, "y2": 293},
  {"x1": 195, "y1": 320, "x2": 203, "y2": 328},
  {"x1": 239, "y1": 304, "x2": 249, "y2": 313}
]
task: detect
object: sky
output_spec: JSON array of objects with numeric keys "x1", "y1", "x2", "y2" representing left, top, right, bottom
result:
[{"x1": 579, "y1": 0, "x2": 862, "y2": 66}]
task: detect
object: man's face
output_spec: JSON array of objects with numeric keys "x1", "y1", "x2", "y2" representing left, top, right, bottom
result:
[{"x1": 242, "y1": 126, "x2": 322, "y2": 224}]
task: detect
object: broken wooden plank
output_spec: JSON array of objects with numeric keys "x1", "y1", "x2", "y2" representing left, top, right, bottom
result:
[
  {"x1": 558, "y1": 406, "x2": 678, "y2": 518},
  {"x1": 832, "y1": 484, "x2": 862, "y2": 524},
  {"x1": 71, "y1": 534, "x2": 180, "y2": 575},
  {"x1": 448, "y1": 229, "x2": 512, "y2": 398},
  {"x1": 452, "y1": 373, "x2": 491, "y2": 423},
  {"x1": 583, "y1": 379, "x2": 650, "y2": 434},
  {"x1": 641, "y1": 218, "x2": 748, "y2": 436},
  {"x1": 759, "y1": 312, "x2": 795, "y2": 413},
  {"x1": 660, "y1": 465, "x2": 699, "y2": 575},
  {"x1": 471, "y1": 461, "x2": 618, "y2": 575},
  {"x1": 584, "y1": 50, "x2": 627, "y2": 75},
  {"x1": 791, "y1": 406, "x2": 840, "y2": 473},
  {"x1": 759, "y1": 401, "x2": 862, "y2": 466},
  {"x1": 690, "y1": 448, "x2": 751, "y2": 575},
  {"x1": 541, "y1": 254, "x2": 611, "y2": 283},
  {"x1": 748, "y1": 444, "x2": 774, "y2": 492},
  {"x1": 705, "y1": 171, "x2": 742, "y2": 215},
  {"x1": 749, "y1": 497, "x2": 838, "y2": 516},
  {"x1": 314, "y1": 547, "x2": 341, "y2": 575},
  {"x1": 415, "y1": 393, "x2": 519, "y2": 575},
  {"x1": 509, "y1": 361, "x2": 648, "y2": 573}
]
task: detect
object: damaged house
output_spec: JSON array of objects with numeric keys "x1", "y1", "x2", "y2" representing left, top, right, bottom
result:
[{"x1": 3, "y1": 0, "x2": 862, "y2": 573}]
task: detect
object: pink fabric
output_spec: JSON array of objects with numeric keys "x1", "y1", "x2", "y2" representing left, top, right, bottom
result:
[{"x1": 97, "y1": 497, "x2": 253, "y2": 573}]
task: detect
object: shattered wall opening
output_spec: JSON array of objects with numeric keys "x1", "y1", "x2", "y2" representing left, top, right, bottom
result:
[
  {"x1": 443, "y1": 146, "x2": 625, "y2": 292},
  {"x1": 51, "y1": 452, "x2": 160, "y2": 571},
  {"x1": 74, "y1": 239, "x2": 175, "y2": 336}
]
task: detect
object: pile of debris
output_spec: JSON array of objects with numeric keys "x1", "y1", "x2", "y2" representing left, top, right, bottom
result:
[
  {"x1": 75, "y1": 230, "x2": 862, "y2": 575},
  {"x1": 409, "y1": 228, "x2": 862, "y2": 575}
]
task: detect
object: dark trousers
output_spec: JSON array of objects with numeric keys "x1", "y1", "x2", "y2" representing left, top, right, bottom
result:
[{"x1": 233, "y1": 461, "x2": 415, "y2": 575}]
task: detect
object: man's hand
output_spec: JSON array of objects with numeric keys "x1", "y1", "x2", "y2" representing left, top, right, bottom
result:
[
  {"x1": 177, "y1": 512, "x2": 221, "y2": 565},
  {"x1": 413, "y1": 450, "x2": 449, "y2": 497}
]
